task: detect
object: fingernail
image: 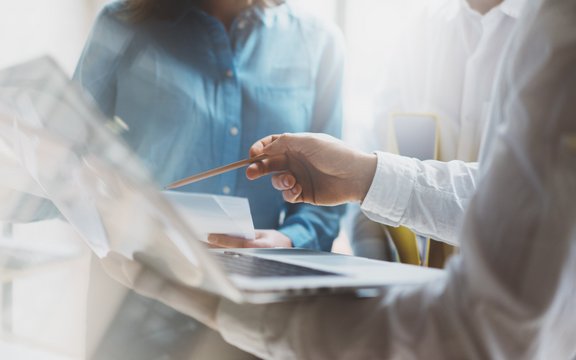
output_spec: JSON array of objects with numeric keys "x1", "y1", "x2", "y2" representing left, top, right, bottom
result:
[{"x1": 282, "y1": 175, "x2": 291, "y2": 188}]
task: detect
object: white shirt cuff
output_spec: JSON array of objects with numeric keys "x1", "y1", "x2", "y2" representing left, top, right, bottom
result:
[{"x1": 361, "y1": 151, "x2": 418, "y2": 226}]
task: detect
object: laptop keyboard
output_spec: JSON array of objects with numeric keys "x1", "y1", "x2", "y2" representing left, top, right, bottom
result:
[{"x1": 213, "y1": 251, "x2": 339, "y2": 277}]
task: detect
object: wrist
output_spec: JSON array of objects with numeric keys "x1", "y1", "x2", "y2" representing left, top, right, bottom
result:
[{"x1": 351, "y1": 152, "x2": 378, "y2": 202}]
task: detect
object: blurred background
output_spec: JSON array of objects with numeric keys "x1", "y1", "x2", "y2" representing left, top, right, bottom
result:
[
  {"x1": 0, "y1": 0, "x2": 418, "y2": 359},
  {"x1": 0, "y1": 0, "x2": 419, "y2": 143}
]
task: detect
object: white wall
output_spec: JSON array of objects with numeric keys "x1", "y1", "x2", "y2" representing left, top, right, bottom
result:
[
  {"x1": 0, "y1": 0, "x2": 100, "y2": 75},
  {"x1": 341, "y1": 0, "x2": 422, "y2": 148}
]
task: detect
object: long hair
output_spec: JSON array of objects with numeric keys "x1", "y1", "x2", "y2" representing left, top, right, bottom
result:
[{"x1": 122, "y1": 0, "x2": 284, "y2": 22}]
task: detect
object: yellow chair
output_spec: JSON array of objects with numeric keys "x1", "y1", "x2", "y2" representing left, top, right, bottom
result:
[
  {"x1": 385, "y1": 224, "x2": 427, "y2": 265},
  {"x1": 385, "y1": 113, "x2": 450, "y2": 267}
]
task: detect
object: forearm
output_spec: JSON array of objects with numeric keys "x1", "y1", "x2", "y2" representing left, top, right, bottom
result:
[{"x1": 216, "y1": 282, "x2": 461, "y2": 360}]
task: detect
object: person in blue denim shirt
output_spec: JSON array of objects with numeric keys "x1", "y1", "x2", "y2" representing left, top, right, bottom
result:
[{"x1": 75, "y1": 0, "x2": 345, "y2": 251}]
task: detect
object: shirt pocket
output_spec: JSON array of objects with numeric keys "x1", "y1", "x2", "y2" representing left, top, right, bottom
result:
[
  {"x1": 265, "y1": 65, "x2": 311, "y2": 89},
  {"x1": 240, "y1": 30, "x2": 317, "y2": 131},
  {"x1": 254, "y1": 64, "x2": 313, "y2": 129},
  {"x1": 248, "y1": 85, "x2": 314, "y2": 138}
]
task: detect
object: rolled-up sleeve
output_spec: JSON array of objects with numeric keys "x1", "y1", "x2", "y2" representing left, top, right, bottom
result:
[{"x1": 361, "y1": 151, "x2": 478, "y2": 245}]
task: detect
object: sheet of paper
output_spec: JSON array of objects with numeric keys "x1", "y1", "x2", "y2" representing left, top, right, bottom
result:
[{"x1": 163, "y1": 191, "x2": 255, "y2": 241}]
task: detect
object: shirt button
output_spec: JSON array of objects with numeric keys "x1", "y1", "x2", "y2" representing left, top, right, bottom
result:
[
  {"x1": 237, "y1": 20, "x2": 246, "y2": 29},
  {"x1": 229, "y1": 126, "x2": 239, "y2": 136},
  {"x1": 225, "y1": 69, "x2": 234, "y2": 78},
  {"x1": 222, "y1": 186, "x2": 231, "y2": 195}
]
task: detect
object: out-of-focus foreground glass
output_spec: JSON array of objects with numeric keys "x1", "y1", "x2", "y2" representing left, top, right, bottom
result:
[{"x1": 0, "y1": 58, "x2": 254, "y2": 359}]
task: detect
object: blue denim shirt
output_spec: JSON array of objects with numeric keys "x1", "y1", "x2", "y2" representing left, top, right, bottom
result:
[{"x1": 74, "y1": 2, "x2": 345, "y2": 250}]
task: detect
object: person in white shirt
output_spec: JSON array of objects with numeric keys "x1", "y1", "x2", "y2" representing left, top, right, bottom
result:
[
  {"x1": 102, "y1": 0, "x2": 576, "y2": 357},
  {"x1": 353, "y1": 0, "x2": 526, "y2": 262}
]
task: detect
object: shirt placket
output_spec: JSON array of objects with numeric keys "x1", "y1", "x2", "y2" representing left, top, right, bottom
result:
[
  {"x1": 459, "y1": 11, "x2": 504, "y2": 161},
  {"x1": 457, "y1": 13, "x2": 484, "y2": 161},
  {"x1": 206, "y1": 17, "x2": 243, "y2": 195}
]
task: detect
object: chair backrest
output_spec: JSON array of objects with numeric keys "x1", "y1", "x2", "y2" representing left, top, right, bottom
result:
[{"x1": 388, "y1": 112, "x2": 438, "y2": 160}]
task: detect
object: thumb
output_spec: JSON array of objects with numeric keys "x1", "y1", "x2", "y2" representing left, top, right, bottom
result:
[
  {"x1": 247, "y1": 134, "x2": 293, "y2": 180},
  {"x1": 249, "y1": 134, "x2": 284, "y2": 158},
  {"x1": 100, "y1": 252, "x2": 143, "y2": 288}
]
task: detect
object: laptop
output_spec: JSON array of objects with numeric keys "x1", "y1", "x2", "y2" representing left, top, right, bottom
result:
[{"x1": 0, "y1": 57, "x2": 444, "y2": 304}]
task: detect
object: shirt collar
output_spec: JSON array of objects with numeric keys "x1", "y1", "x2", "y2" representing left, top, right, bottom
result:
[
  {"x1": 171, "y1": 1, "x2": 288, "y2": 28},
  {"x1": 499, "y1": 0, "x2": 527, "y2": 19},
  {"x1": 444, "y1": 0, "x2": 527, "y2": 21},
  {"x1": 249, "y1": 1, "x2": 289, "y2": 27}
]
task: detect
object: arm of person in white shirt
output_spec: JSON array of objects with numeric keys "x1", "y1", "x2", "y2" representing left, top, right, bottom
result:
[
  {"x1": 360, "y1": 84, "x2": 478, "y2": 246},
  {"x1": 233, "y1": 3, "x2": 576, "y2": 357},
  {"x1": 361, "y1": 153, "x2": 478, "y2": 245},
  {"x1": 352, "y1": 155, "x2": 478, "y2": 248}
]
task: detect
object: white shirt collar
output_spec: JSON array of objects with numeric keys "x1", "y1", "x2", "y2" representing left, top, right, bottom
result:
[
  {"x1": 499, "y1": 0, "x2": 527, "y2": 19},
  {"x1": 444, "y1": 0, "x2": 527, "y2": 21}
]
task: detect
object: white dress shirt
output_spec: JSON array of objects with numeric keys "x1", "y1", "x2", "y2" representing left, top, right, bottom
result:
[
  {"x1": 215, "y1": 0, "x2": 576, "y2": 357},
  {"x1": 355, "y1": 0, "x2": 526, "y2": 246},
  {"x1": 374, "y1": 0, "x2": 525, "y2": 162}
]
